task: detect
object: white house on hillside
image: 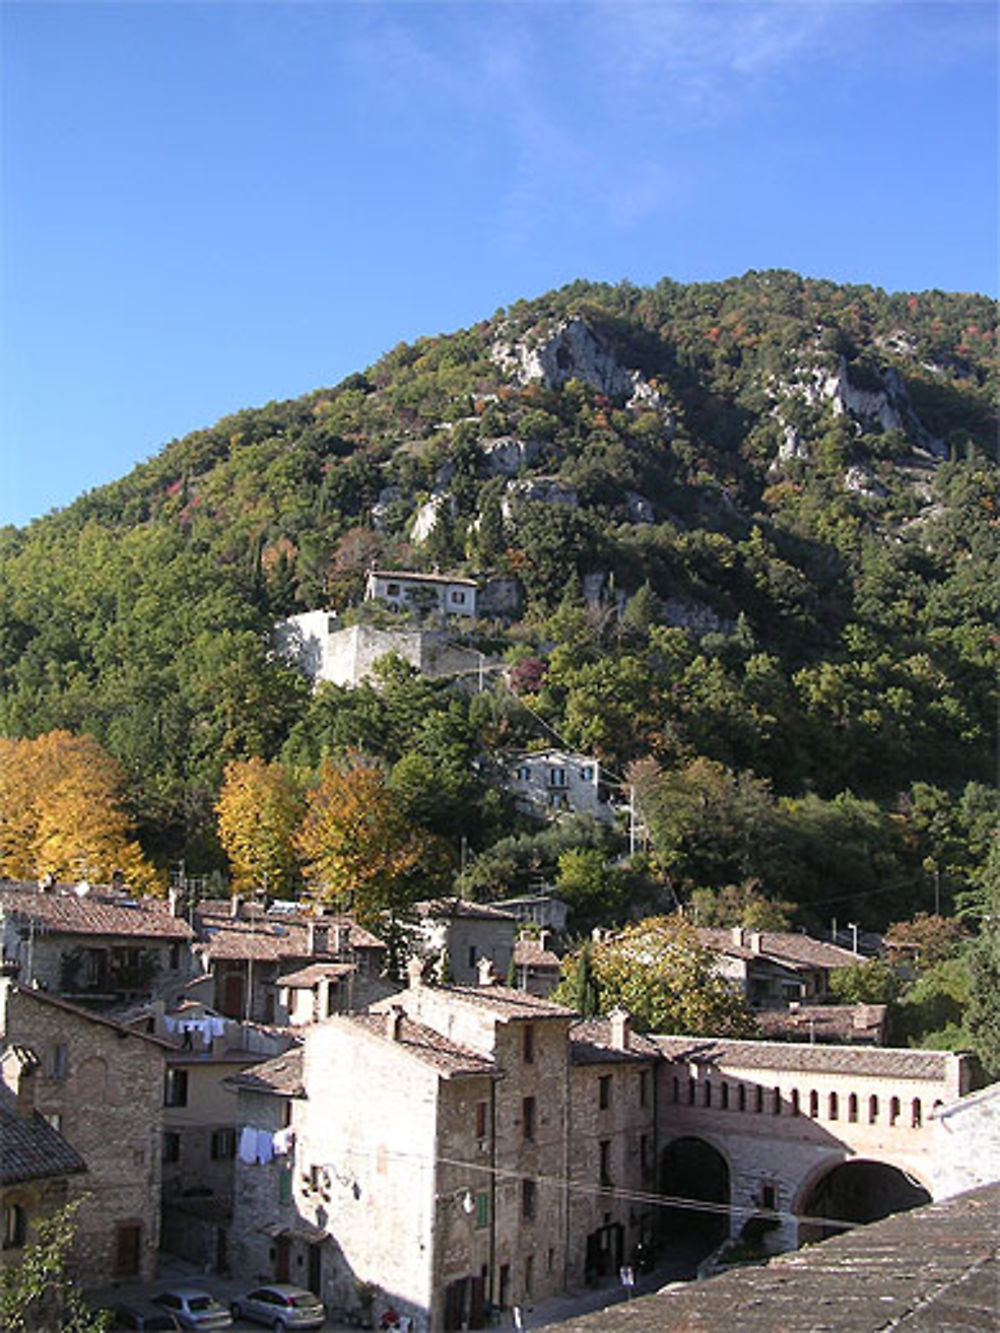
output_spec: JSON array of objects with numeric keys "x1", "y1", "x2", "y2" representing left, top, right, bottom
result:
[
  {"x1": 274, "y1": 614, "x2": 479, "y2": 689},
  {"x1": 365, "y1": 569, "x2": 479, "y2": 619},
  {"x1": 502, "y1": 749, "x2": 616, "y2": 825}
]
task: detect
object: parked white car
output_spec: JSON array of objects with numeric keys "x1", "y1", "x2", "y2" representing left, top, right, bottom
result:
[
  {"x1": 230, "y1": 1285, "x2": 325, "y2": 1331},
  {"x1": 151, "y1": 1289, "x2": 233, "y2": 1330}
]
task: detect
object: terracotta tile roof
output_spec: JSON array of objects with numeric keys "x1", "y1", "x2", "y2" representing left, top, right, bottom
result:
[
  {"x1": 345, "y1": 1013, "x2": 497, "y2": 1077},
  {"x1": 757, "y1": 1004, "x2": 888, "y2": 1043},
  {"x1": 0, "y1": 1086, "x2": 87, "y2": 1184},
  {"x1": 277, "y1": 963, "x2": 355, "y2": 988},
  {"x1": 570, "y1": 1018, "x2": 660, "y2": 1065},
  {"x1": 650, "y1": 1034, "x2": 958, "y2": 1081},
  {"x1": 550, "y1": 1183, "x2": 1000, "y2": 1332},
  {"x1": 224, "y1": 1047, "x2": 305, "y2": 1097},
  {"x1": 195, "y1": 905, "x2": 384, "y2": 958},
  {"x1": 416, "y1": 898, "x2": 517, "y2": 922},
  {"x1": 0, "y1": 884, "x2": 193, "y2": 940},
  {"x1": 441, "y1": 983, "x2": 577, "y2": 1020},
  {"x1": 369, "y1": 569, "x2": 478, "y2": 587},
  {"x1": 698, "y1": 927, "x2": 859, "y2": 970},
  {"x1": 513, "y1": 938, "x2": 561, "y2": 968},
  {"x1": 3, "y1": 983, "x2": 174, "y2": 1048}
]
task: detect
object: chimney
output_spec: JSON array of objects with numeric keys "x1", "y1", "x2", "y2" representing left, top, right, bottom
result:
[
  {"x1": 406, "y1": 956, "x2": 425, "y2": 991},
  {"x1": 168, "y1": 888, "x2": 183, "y2": 918},
  {"x1": 1, "y1": 1046, "x2": 39, "y2": 1120},
  {"x1": 730, "y1": 926, "x2": 745, "y2": 948},
  {"x1": 38, "y1": 873, "x2": 55, "y2": 893},
  {"x1": 476, "y1": 957, "x2": 498, "y2": 987},
  {"x1": 749, "y1": 932, "x2": 763, "y2": 955},
  {"x1": 307, "y1": 922, "x2": 317, "y2": 955},
  {"x1": 609, "y1": 1007, "x2": 631, "y2": 1052},
  {"x1": 384, "y1": 1004, "x2": 405, "y2": 1042},
  {"x1": 538, "y1": 930, "x2": 551, "y2": 953},
  {"x1": 230, "y1": 894, "x2": 244, "y2": 920}
]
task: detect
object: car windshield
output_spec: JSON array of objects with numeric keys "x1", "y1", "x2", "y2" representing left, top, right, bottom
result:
[
  {"x1": 187, "y1": 1297, "x2": 215, "y2": 1312},
  {"x1": 290, "y1": 1295, "x2": 319, "y2": 1308}
]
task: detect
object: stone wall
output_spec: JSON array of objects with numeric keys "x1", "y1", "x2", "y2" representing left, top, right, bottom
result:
[{"x1": 0, "y1": 981, "x2": 165, "y2": 1286}]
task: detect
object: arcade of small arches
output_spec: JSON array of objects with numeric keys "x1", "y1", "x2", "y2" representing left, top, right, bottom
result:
[{"x1": 667, "y1": 1072, "x2": 944, "y2": 1130}]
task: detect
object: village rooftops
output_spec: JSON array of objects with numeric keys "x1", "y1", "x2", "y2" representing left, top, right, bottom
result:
[
  {"x1": 343, "y1": 1012, "x2": 498, "y2": 1078},
  {"x1": 0, "y1": 881, "x2": 193, "y2": 941},
  {"x1": 415, "y1": 898, "x2": 517, "y2": 922},
  {"x1": 276, "y1": 962, "x2": 355, "y2": 988},
  {"x1": 224, "y1": 1046, "x2": 305, "y2": 1098},
  {"x1": 512, "y1": 936, "x2": 561, "y2": 969},
  {"x1": 427, "y1": 981, "x2": 577, "y2": 1022},
  {"x1": 0, "y1": 980, "x2": 174, "y2": 1049},
  {"x1": 757, "y1": 1003, "x2": 889, "y2": 1044},
  {"x1": 0, "y1": 1083, "x2": 87, "y2": 1185},
  {"x1": 570, "y1": 1017, "x2": 660, "y2": 1065},
  {"x1": 650, "y1": 1034, "x2": 970, "y2": 1081},
  {"x1": 698, "y1": 926, "x2": 859, "y2": 971},
  {"x1": 195, "y1": 909, "x2": 383, "y2": 963}
]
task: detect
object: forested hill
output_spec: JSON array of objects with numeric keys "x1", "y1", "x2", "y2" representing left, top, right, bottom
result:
[{"x1": 1, "y1": 270, "x2": 997, "y2": 927}]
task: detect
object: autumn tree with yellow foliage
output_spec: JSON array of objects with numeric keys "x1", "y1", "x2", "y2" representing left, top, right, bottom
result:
[
  {"x1": 0, "y1": 731, "x2": 160, "y2": 892},
  {"x1": 295, "y1": 757, "x2": 451, "y2": 948},
  {"x1": 216, "y1": 757, "x2": 304, "y2": 898}
]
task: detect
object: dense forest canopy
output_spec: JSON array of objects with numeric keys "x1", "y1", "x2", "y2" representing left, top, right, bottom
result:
[{"x1": 0, "y1": 269, "x2": 996, "y2": 937}]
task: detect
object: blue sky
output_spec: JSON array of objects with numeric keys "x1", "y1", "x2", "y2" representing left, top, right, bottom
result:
[{"x1": 2, "y1": 1, "x2": 997, "y2": 528}]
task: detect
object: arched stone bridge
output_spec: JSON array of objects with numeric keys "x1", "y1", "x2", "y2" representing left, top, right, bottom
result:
[{"x1": 651, "y1": 1036, "x2": 978, "y2": 1252}]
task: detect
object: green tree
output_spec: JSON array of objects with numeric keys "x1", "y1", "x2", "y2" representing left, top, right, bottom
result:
[
  {"x1": 555, "y1": 915, "x2": 757, "y2": 1035},
  {"x1": 829, "y1": 958, "x2": 901, "y2": 1006},
  {"x1": 964, "y1": 835, "x2": 1000, "y2": 1076},
  {"x1": 0, "y1": 1200, "x2": 110, "y2": 1333}
]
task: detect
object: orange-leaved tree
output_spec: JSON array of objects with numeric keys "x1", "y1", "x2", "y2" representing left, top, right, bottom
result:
[
  {"x1": 295, "y1": 756, "x2": 451, "y2": 937},
  {"x1": 0, "y1": 730, "x2": 161, "y2": 892},
  {"x1": 216, "y1": 757, "x2": 305, "y2": 898}
]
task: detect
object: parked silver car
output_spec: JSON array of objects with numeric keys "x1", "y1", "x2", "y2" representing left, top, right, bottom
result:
[
  {"x1": 150, "y1": 1289, "x2": 233, "y2": 1330},
  {"x1": 230, "y1": 1284, "x2": 325, "y2": 1331}
]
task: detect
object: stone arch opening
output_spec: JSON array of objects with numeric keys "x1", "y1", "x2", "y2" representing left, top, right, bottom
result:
[
  {"x1": 658, "y1": 1137, "x2": 730, "y2": 1260},
  {"x1": 797, "y1": 1159, "x2": 931, "y2": 1244}
]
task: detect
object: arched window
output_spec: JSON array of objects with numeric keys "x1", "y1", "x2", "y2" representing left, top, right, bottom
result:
[
  {"x1": 720, "y1": 1082, "x2": 730, "y2": 1110},
  {"x1": 890, "y1": 1096, "x2": 901, "y2": 1127},
  {"x1": 3, "y1": 1203, "x2": 26, "y2": 1250},
  {"x1": 911, "y1": 1099, "x2": 922, "y2": 1129},
  {"x1": 755, "y1": 1085, "x2": 764, "y2": 1114},
  {"x1": 773, "y1": 1086, "x2": 782, "y2": 1115},
  {"x1": 809, "y1": 1090, "x2": 819, "y2": 1118},
  {"x1": 869, "y1": 1095, "x2": 879, "y2": 1124},
  {"x1": 790, "y1": 1088, "x2": 800, "y2": 1116},
  {"x1": 704, "y1": 1079, "x2": 712, "y2": 1108},
  {"x1": 738, "y1": 1084, "x2": 747, "y2": 1112},
  {"x1": 848, "y1": 1093, "x2": 858, "y2": 1123},
  {"x1": 688, "y1": 1078, "x2": 696, "y2": 1106},
  {"x1": 828, "y1": 1092, "x2": 839, "y2": 1120}
]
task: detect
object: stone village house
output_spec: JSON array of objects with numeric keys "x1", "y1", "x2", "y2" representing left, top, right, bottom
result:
[
  {"x1": 0, "y1": 978, "x2": 169, "y2": 1284},
  {"x1": 225, "y1": 965, "x2": 658, "y2": 1332}
]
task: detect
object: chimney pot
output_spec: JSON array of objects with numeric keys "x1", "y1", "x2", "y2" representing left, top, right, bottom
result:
[
  {"x1": 385, "y1": 1004, "x2": 405, "y2": 1041},
  {"x1": 730, "y1": 926, "x2": 744, "y2": 948},
  {"x1": 406, "y1": 956, "x2": 425, "y2": 990},
  {"x1": 608, "y1": 1006, "x2": 631, "y2": 1051},
  {"x1": 476, "y1": 956, "x2": 498, "y2": 987},
  {"x1": 230, "y1": 894, "x2": 244, "y2": 920}
]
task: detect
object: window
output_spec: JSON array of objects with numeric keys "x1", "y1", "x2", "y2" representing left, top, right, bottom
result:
[
  {"x1": 468, "y1": 946, "x2": 477, "y2": 969},
  {"x1": 386, "y1": 583, "x2": 400, "y2": 596},
  {"x1": 516, "y1": 765, "x2": 531, "y2": 781},
  {"x1": 278, "y1": 1169, "x2": 292, "y2": 1205},
  {"x1": 760, "y1": 1183, "x2": 777, "y2": 1211},
  {"x1": 738, "y1": 1084, "x2": 747, "y2": 1112},
  {"x1": 790, "y1": 1088, "x2": 800, "y2": 1116},
  {"x1": 704, "y1": 1079, "x2": 712, "y2": 1108},
  {"x1": 720, "y1": 1082, "x2": 729, "y2": 1110},
  {"x1": 773, "y1": 1086, "x2": 782, "y2": 1115},
  {"x1": 522, "y1": 1025, "x2": 535, "y2": 1065},
  {"x1": 599, "y1": 1140, "x2": 612, "y2": 1187},
  {"x1": 548, "y1": 767, "x2": 567, "y2": 788},
  {"x1": 522, "y1": 1096, "x2": 536, "y2": 1141},
  {"x1": 687, "y1": 1078, "x2": 696, "y2": 1106},
  {"x1": 869, "y1": 1095, "x2": 879, "y2": 1124},
  {"x1": 809, "y1": 1090, "x2": 819, "y2": 1118},
  {"x1": 848, "y1": 1093, "x2": 858, "y2": 1123},
  {"x1": 50, "y1": 1044, "x2": 68, "y2": 1080},
  {"x1": 754, "y1": 1085, "x2": 764, "y2": 1114},
  {"x1": 475, "y1": 1192, "x2": 489, "y2": 1229},
  {"x1": 475, "y1": 1101, "x2": 488, "y2": 1141},
  {"x1": 164, "y1": 1069, "x2": 188, "y2": 1107},
  {"x1": 890, "y1": 1096, "x2": 901, "y2": 1127},
  {"x1": 451, "y1": 590, "x2": 466, "y2": 604},
  {"x1": 598, "y1": 1076, "x2": 612, "y2": 1110},
  {"x1": 521, "y1": 1178, "x2": 536, "y2": 1222},
  {"x1": 549, "y1": 791, "x2": 568, "y2": 810},
  {"x1": 912, "y1": 1098, "x2": 923, "y2": 1129},
  {"x1": 211, "y1": 1128, "x2": 236, "y2": 1160},
  {"x1": 3, "y1": 1203, "x2": 27, "y2": 1250},
  {"x1": 162, "y1": 1132, "x2": 181, "y2": 1164},
  {"x1": 828, "y1": 1092, "x2": 839, "y2": 1121},
  {"x1": 581, "y1": 766, "x2": 594, "y2": 781},
  {"x1": 639, "y1": 1070, "x2": 649, "y2": 1107}
]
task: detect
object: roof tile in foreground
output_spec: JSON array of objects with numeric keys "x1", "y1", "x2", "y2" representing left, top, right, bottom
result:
[{"x1": 548, "y1": 1183, "x2": 999, "y2": 1331}]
